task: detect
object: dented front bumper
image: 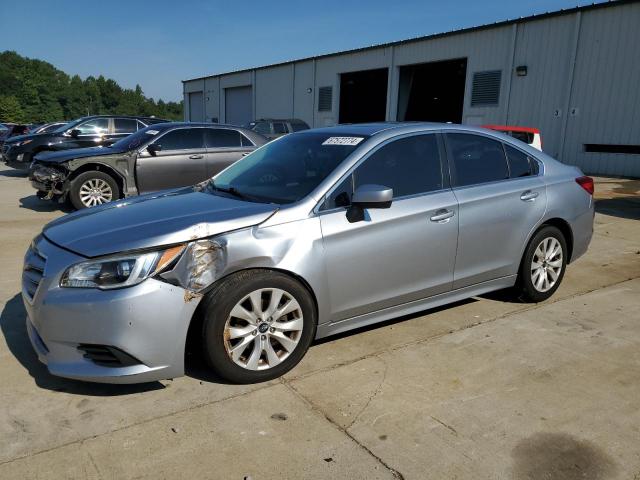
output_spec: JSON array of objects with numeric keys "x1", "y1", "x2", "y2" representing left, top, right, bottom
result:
[{"x1": 23, "y1": 236, "x2": 203, "y2": 383}]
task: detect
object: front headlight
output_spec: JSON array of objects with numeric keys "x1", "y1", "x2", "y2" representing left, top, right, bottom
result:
[
  {"x1": 60, "y1": 245, "x2": 185, "y2": 289},
  {"x1": 15, "y1": 139, "x2": 32, "y2": 147}
]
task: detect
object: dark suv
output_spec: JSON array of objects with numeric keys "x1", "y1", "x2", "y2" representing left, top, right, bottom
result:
[
  {"x1": 245, "y1": 118, "x2": 309, "y2": 140},
  {"x1": 2, "y1": 115, "x2": 168, "y2": 170}
]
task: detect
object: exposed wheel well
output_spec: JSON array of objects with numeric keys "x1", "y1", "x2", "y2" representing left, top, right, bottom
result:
[
  {"x1": 536, "y1": 218, "x2": 574, "y2": 262},
  {"x1": 183, "y1": 267, "x2": 319, "y2": 367},
  {"x1": 69, "y1": 164, "x2": 125, "y2": 198}
]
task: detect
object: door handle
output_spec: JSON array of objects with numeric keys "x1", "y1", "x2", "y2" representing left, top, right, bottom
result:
[
  {"x1": 189, "y1": 154, "x2": 204, "y2": 159},
  {"x1": 430, "y1": 209, "x2": 455, "y2": 223},
  {"x1": 241, "y1": 152, "x2": 250, "y2": 157},
  {"x1": 520, "y1": 190, "x2": 539, "y2": 202}
]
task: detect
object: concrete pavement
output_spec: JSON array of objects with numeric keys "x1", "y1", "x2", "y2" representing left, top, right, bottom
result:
[{"x1": 1, "y1": 165, "x2": 639, "y2": 479}]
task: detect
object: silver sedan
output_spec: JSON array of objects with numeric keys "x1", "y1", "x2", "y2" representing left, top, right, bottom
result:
[{"x1": 23, "y1": 123, "x2": 594, "y2": 384}]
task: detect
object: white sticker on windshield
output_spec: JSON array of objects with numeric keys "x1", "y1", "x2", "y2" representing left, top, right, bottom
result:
[
  {"x1": 322, "y1": 136, "x2": 364, "y2": 146},
  {"x1": 146, "y1": 129, "x2": 159, "y2": 135}
]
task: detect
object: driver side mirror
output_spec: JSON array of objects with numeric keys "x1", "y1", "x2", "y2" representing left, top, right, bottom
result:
[
  {"x1": 147, "y1": 143, "x2": 162, "y2": 155},
  {"x1": 70, "y1": 129, "x2": 81, "y2": 138},
  {"x1": 347, "y1": 184, "x2": 393, "y2": 223}
]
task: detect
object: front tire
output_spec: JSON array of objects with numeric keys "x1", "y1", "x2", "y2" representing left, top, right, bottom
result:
[
  {"x1": 517, "y1": 226, "x2": 567, "y2": 302},
  {"x1": 69, "y1": 171, "x2": 119, "y2": 210},
  {"x1": 201, "y1": 270, "x2": 316, "y2": 384}
]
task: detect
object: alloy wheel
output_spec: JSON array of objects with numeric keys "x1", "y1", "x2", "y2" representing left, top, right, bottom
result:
[
  {"x1": 79, "y1": 178, "x2": 113, "y2": 207},
  {"x1": 530, "y1": 237, "x2": 563, "y2": 293},
  {"x1": 223, "y1": 288, "x2": 304, "y2": 370}
]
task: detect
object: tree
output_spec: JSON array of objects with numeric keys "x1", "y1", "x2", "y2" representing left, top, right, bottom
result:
[
  {"x1": 0, "y1": 95, "x2": 24, "y2": 122},
  {"x1": 0, "y1": 50, "x2": 183, "y2": 122}
]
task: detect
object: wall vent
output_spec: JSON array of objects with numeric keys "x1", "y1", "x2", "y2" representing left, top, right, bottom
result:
[
  {"x1": 318, "y1": 86, "x2": 333, "y2": 112},
  {"x1": 471, "y1": 70, "x2": 502, "y2": 107}
]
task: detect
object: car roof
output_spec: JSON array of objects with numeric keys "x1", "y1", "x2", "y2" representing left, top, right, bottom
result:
[
  {"x1": 149, "y1": 121, "x2": 252, "y2": 130},
  {"x1": 296, "y1": 122, "x2": 444, "y2": 137},
  {"x1": 295, "y1": 121, "x2": 540, "y2": 139}
]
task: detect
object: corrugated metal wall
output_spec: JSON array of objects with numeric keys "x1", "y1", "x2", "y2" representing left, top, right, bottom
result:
[{"x1": 183, "y1": 1, "x2": 640, "y2": 177}]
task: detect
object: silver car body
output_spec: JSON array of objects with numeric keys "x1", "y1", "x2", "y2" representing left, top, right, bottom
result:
[{"x1": 23, "y1": 123, "x2": 594, "y2": 383}]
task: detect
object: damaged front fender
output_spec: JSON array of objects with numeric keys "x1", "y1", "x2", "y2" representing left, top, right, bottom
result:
[{"x1": 160, "y1": 239, "x2": 227, "y2": 300}]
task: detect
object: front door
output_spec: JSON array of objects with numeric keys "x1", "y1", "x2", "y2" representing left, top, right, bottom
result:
[
  {"x1": 319, "y1": 133, "x2": 458, "y2": 322},
  {"x1": 136, "y1": 127, "x2": 208, "y2": 193}
]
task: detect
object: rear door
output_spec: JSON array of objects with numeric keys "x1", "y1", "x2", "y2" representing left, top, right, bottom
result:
[
  {"x1": 204, "y1": 128, "x2": 255, "y2": 177},
  {"x1": 445, "y1": 132, "x2": 547, "y2": 288},
  {"x1": 319, "y1": 133, "x2": 458, "y2": 322},
  {"x1": 136, "y1": 127, "x2": 207, "y2": 192}
]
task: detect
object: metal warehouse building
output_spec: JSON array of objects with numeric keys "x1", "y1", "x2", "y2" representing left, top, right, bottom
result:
[{"x1": 183, "y1": 0, "x2": 640, "y2": 177}]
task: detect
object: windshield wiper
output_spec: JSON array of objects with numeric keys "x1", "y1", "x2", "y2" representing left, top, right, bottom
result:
[{"x1": 209, "y1": 184, "x2": 254, "y2": 201}]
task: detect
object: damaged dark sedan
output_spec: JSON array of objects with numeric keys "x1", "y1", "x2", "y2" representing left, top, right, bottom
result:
[{"x1": 29, "y1": 122, "x2": 266, "y2": 209}]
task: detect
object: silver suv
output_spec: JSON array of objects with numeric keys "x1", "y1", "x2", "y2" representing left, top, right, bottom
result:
[
  {"x1": 245, "y1": 118, "x2": 309, "y2": 140},
  {"x1": 23, "y1": 123, "x2": 594, "y2": 384}
]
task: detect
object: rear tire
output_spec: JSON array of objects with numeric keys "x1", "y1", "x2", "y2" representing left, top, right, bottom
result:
[
  {"x1": 69, "y1": 171, "x2": 119, "y2": 210},
  {"x1": 201, "y1": 270, "x2": 316, "y2": 384},
  {"x1": 517, "y1": 226, "x2": 567, "y2": 302}
]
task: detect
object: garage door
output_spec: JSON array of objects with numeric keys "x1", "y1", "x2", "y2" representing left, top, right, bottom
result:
[
  {"x1": 225, "y1": 86, "x2": 253, "y2": 126},
  {"x1": 189, "y1": 91, "x2": 204, "y2": 122}
]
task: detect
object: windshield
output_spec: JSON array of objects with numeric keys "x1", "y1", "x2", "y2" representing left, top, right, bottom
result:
[
  {"x1": 110, "y1": 124, "x2": 166, "y2": 150},
  {"x1": 53, "y1": 117, "x2": 86, "y2": 134},
  {"x1": 209, "y1": 132, "x2": 366, "y2": 204}
]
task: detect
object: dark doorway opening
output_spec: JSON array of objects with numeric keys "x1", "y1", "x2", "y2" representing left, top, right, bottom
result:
[
  {"x1": 339, "y1": 68, "x2": 388, "y2": 124},
  {"x1": 397, "y1": 58, "x2": 467, "y2": 123}
]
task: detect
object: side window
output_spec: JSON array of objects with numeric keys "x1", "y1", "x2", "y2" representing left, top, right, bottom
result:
[
  {"x1": 75, "y1": 118, "x2": 109, "y2": 135},
  {"x1": 504, "y1": 144, "x2": 536, "y2": 178},
  {"x1": 322, "y1": 175, "x2": 353, "y2": 210},
  {"x1": 253, "y1": 122, "x2": 271, "y2": 135},
  {"x1": 240, "y1": 134, "x2": 254, "y2": 147},
  {"x1": 291, "y1": 122, "x2": 309, "y2": 132},
  {"x1": 273, "y1": 122, "x2": 287, "y2": 134},
  {"x1": 114, "y1": 118, "x2": 138, "y2": 134},
  {"x1": 447, "y1": 133, "x2": 509, "y2": 187},
  {"x1": 155, "y1": 128, "x2": 204, "y2": 150},
  {"x1": 354, "y1": 134, "x2": 443, "y2": 198},
  {"x1": 205, "y1": 129, "x2": 242, "y2": 148}
]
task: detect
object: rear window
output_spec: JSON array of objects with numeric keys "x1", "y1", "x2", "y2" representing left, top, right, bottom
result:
[
  {"x1": 114, "y1": 118, "x2": 138, "y2": 134},
  {"x1": 505, "y1": 144, "x2": 537, "y2": 177},
  {"x1": 447, "y1": 133, "x2": 509, "y2": 187},
  {"x1": 205, "y1": 129, "x2": 242, "y2": 148},
  {"x1": 273, "y1": 122, "x2": 287, "y2": 134}
]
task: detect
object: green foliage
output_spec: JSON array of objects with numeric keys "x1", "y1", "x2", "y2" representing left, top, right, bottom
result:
[
  {"x1": 0, "y1": 51, "x2": 183, "y2": 123},
  {"x1": 0, "y1": 95, "x2": 24, "y2": 122}
]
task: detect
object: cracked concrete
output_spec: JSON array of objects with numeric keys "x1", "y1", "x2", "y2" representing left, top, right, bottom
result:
[{"x1": 1, "y1": 166, "x2": 640, "y2": 479}]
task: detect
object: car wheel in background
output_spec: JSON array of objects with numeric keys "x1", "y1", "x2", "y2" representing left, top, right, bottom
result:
[
  {"x1": 517, "y1": 225, "x2": 567, "y2": 302},
  {"x1": 201, "y1": 270, "x2": 316, "y2": 384},
  {"x1": 69, "y1": 171, "x2": 119, "y2": 209}
]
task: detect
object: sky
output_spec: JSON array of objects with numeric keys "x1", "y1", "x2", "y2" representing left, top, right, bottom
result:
[{"x1": 0, "y1": 0, "x2": 604, "y2": 102}]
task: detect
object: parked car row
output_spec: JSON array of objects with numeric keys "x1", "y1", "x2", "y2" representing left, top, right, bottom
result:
[
  {"x1": 30, "y1": 122, "x2": 266, "y2": 209},
  {"x1": 22, "y1": 121, "x2": 594, "y2": 385},
  {"x1": 2, "y1": 115, "x2": 168, "y2": 170}
]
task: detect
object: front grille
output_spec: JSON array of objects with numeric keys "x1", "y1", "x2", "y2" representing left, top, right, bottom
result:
[
  {"x1": 23, "y1": 243, "x2": 46, "y2": 301},
  {"x1": 77, "y1": 344, "x2": 142, "y2": 368}
]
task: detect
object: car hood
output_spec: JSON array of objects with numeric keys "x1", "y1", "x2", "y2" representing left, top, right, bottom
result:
[
  {"x1": 35, "y1": 146, "x2": 126, "y2": 164},
  {"x1": 43, "y1": 188, "x2": 278, "y2": 257}
]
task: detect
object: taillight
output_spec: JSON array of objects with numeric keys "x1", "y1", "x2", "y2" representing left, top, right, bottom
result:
[{"x1": 576, "y1": 176, "x2": 594, "y2": 195}]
